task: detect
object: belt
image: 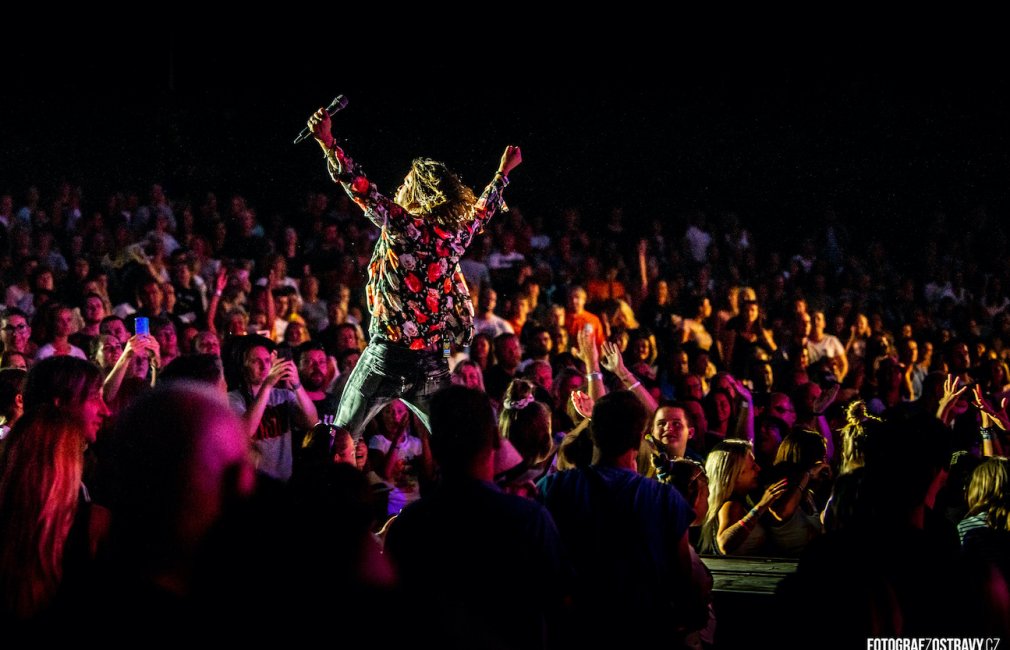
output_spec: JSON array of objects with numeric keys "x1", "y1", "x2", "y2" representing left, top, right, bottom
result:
[{"x1": 373, "y1": 336, "x2": 446, "y2": 355}]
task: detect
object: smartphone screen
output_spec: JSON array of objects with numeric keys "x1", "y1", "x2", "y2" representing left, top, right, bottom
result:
[{"x1": 135, "y1": 316, "x2": 150, "y2": 336}]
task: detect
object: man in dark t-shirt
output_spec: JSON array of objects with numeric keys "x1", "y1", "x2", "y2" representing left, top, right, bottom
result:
[
  {"x1": 539, "y1": 391, "x2": 706, "y2": 645},
  {"x1": 385, "y1": 386, "x2": 568, "y2": 650}
]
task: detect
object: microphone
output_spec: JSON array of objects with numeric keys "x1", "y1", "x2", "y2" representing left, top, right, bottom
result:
[{"x1": 293, "y1": 95, "x2": 348, "y2": 144}]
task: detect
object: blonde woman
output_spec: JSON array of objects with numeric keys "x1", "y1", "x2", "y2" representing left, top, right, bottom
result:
[
  {"x1": 700, "y1": 439, "x2": 787, "y2": 556},
  {"x1": 958, "y1": 456, "x2": 1010, "y2": 544}
]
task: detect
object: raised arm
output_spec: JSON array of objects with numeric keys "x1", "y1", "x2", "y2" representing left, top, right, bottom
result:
[
  {"x1": 972, "y1": 385, "x2": 1007, "y2": 457},
  {"x1": 728, "y1": 374, "x2": 755, "y2": 443},
  {"x1": 574, "y1": 325, "x2": 606, "y2": 402},
  {"x1": 716, "y1": 479, "x2": 788, "y2": 554},
  {"x1": 601, "y1": 341, "x2": 658, "y2": 413},
  {"x1": 463, "y1": 145, "x2": 522, "y2": 245},
  {"x1": 308, "y1": 107, "x2": 409, "y2": 229},
  {"x1": 205, "y1": 266, "x2": 227, "y2": 336},
  {"x1": 103, "y1": 335, "x2": 160, "y2": 404}
]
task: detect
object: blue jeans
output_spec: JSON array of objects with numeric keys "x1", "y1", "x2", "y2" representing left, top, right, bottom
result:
[{"x1": 335, "y1": 339, "x2": 451, "y2": 439}]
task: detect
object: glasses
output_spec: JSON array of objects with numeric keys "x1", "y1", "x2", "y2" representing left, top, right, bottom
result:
[{"x1": 2, "y1": 324, "x2": 28, "y2": 332}]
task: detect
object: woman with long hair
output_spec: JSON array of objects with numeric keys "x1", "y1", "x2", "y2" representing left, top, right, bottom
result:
[
  {"x1": 24, "y1": 357, "x2": 109, "y2": 445},
  {"x1": 723, "y1": 299, "x2": 777, "y2": 381},
  {"x1": 958, "y1": 456, "x2": 1010, "y2": 544},
  {"x1": 499, "y1": 379, "x2": 554, "y2": 470},
  {"x1": 763, "y1": 430, "x2": 831, "y2": 556},
  {"x1": 700, "y1": 439, "x2": 787, "y2": 556},
  {"x1": 701, "y1": 388, "x2": 735, "y2": 451},
  {"x1": 0, "y1": 407, "x2": 107, "y2": 621},
  {"x1": 450, "y1": 359, "x2": 485, "y2": 392},
  {"x1": 468, "y1": 332, "x2": 495, "y2": 373}
]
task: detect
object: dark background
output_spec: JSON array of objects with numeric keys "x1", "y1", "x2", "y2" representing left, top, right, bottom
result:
[{"x1": 4, "y1": 35, "x2": 1009, "y2": 243}]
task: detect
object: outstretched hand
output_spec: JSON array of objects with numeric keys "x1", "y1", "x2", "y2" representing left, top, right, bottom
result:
[
  {"x1": 600, "y1": 341, "x2": 626, "y2": 375},
  {"x1": 214, "y1": 266, "x2": 228, "y2": 295},
  {"x1": 972, "y1": 384, "x2": 1010, "y2": 431},
  {"x1": 498, "y1": 145, "x2": 522, "y2": 176},
  {"x1": 571, "y1": 390, "x2": 594, "y2": 420},
  {"x1": 937, "y1": 374, "x2": 969, "y2": 424},
  {"x1": 574, "y1": 325, "x2": 599, "y2": 371}
]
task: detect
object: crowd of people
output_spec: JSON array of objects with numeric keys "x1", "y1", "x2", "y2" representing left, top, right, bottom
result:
[{"x1": 0, "y1": 170, "x2": 1009, "y2": 645}]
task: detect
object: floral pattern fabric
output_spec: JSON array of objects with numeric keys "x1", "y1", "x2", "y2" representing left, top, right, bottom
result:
[{"x1": 326, "y1": 147, "x2": 508, "y2": 350}]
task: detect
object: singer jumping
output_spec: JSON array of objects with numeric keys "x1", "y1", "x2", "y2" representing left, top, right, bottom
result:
[{"x1": 307, "y1": 107, "x2": 522, "y2": 438}]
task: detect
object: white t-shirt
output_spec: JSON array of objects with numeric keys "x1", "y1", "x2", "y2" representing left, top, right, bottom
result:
[
  {"x1": 368, "y1": 433, "x2": 423, "y2": 516},
  {"x1": 35, "y1": 343, "x2": 88, "y2": 361},
  {"x1": 807, "y1": 334, "x2": 846, "y2": 363},
  {"x1": 368, "y1": 433, "x2": 423, "y2": 459}
]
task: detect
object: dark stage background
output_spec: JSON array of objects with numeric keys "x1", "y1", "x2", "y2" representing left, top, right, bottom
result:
[{"x1": 3, "y1": 39, "x2": 1009, "y2": 246}]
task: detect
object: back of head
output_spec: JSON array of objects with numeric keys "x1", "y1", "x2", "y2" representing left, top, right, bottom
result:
[
  {"x1": 966, "y1": 456, "x2": 1010, "y2": 531},
  {"x1": 662, "y1": 458, "x2": 707, "y2": 506},
  {"x1": 860, "y1": 413, "x2": 951, "y2": 519},
  {"x1": 109, "y1": 383, "x2": 251, "y2": 564},
  {"x1": 590, "y1": 391, "x2": 648, "y2": 462},
  {"x1": 400, "y1": 157, "x2": 476, "y2": 229},
  {"x1": 160, "y1": 354, "x2": 224, "y2": 387},
  {"x1": 24, "y1": 356, "x2": 101, "y2": 412},
  {"x1": 499, "y1": 379, "x2": 552, "y2": 464},
  {"x1": 429, "y1": 385, "x2": 498, "y2": 475},
  {"x1": 774, "y1": 429, "x2": 827, "y2": 470}
]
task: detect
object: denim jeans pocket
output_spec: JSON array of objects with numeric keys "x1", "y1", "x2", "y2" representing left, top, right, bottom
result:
[{"x1": 418, "y1": 367, "x2": 451, "y2": 396}]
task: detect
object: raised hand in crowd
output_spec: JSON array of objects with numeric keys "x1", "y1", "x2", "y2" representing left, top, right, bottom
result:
[
  {"x1": 571, "y1": 389, "x2": 594, "y2": 420},
  {"x1": 937, "y1": 374, "x2": 969, "y2": 426},
  {"x1": 103, "y1": 334, "x2": 161, "y2": 403},
  {"x1": 972, "y1": 383, "x2": 1007, "y2": 456},
  {"x1": 264, "y1": 356, "x2": 298, "y2": 392},
  {"x1": 574, "y1": 324, "x2": 604, "y2": 401},
  {"x1": 601, "y1": 341, "x2": 657, "y2": 413}
]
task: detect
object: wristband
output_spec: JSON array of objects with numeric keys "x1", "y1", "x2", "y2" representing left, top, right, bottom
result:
[
  {"x1": 981, "y1": 426, "x2": 994, "y2": 442},
  {"x1": 587, "y1": 371, "x2": 603, "y2": 381},
  {"x1": 626, "y1": 380, "x2": 642, "y2": 391}
]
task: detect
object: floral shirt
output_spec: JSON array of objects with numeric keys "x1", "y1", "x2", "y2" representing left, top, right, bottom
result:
[{"x1": 325, "y1": 146, "x2": 508, "y2": 350}]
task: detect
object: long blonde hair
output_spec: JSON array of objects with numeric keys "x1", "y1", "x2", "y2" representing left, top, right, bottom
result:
[
  {"x1": 965, "y1": 457, "x2": 1010, "y2": 532},
  {"x1": 701, "y1": 440, "x2": 754, "y2": 551},
  {"x1": 397, "y1": 158, "x2": 477, "y2": 230},
  {"x1": 0, "y1": 407, "x2": 86, "y2": 619}
]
